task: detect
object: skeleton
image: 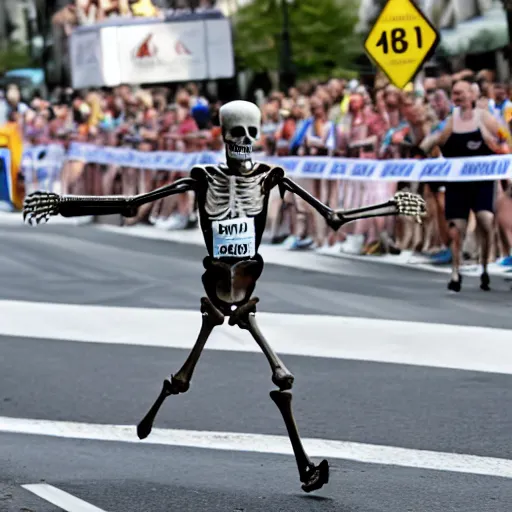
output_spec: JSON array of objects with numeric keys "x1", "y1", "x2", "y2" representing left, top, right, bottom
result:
[{"x1": 23, "y1": 100, "x2": 426, "y2": 493}]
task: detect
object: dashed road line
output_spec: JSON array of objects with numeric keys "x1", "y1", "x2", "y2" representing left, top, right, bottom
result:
[{"x1": 22, "y1": 483, "x2": 108, "y2": 512}]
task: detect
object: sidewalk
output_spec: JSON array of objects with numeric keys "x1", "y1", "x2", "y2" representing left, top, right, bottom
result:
[
  {"x1": 97, "y1": 222, "x2": 512, "y2": 279},
  {"x1": 0, "y1": 211, "x2": 93, "y2": 226},
  {"x1": 1, "y1": 210, "x2": 511, "y2": 278}
]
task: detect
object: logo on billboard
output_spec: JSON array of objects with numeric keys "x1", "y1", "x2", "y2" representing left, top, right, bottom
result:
[
  {"x1": 131, "y1": 33, "x2": 192, "y2": 67},
  {"x1": 175, "y1": 40, "x2": 191, "y2": 56},
  {"x1": 132, "y1": 33, "x2": 159, "y2": 66}
]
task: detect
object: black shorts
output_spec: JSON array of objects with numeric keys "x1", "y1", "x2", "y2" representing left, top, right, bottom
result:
[
  {"x1": 417, "y1": 182, "x2": 443, "y2": 196},
  {"x1": 426, "y1": 181, "x2": 443, "y2": 193},
  {"x1": 444, "y1": 181, "x2": 496, "y2": 221}
]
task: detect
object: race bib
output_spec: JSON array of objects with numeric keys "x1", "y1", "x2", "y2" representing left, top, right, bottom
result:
[{"x1": 213, "y1": 217, "x2": 256, "y2": 259}]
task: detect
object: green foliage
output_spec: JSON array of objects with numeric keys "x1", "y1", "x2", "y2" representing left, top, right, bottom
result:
[
  {"x1": 0, "y1": 43, "x2": 32, "y2": 74},
  {"x1": 233, "y1": 0, "x2": 362, "y2": 81}
]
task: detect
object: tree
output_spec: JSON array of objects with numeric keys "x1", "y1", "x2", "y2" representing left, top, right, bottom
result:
[
  {"x1": 0, "y1": 42, "x2": 32, "y2": 74},
  {"x1": 233, "y1": 0, "x2": 361, "y2": 83}
]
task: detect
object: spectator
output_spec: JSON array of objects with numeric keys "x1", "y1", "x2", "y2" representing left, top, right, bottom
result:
[
  {"x1": 13, "y1": 68, "x2": 512, "y2": 278},
  {"x1": 490, "y1": 83, "x2": 512, "y2": 128},
  {"x1": 0, "y1": 92, "x2": 8, "y2": 126},
  {"x1": 420, "y1": 77, "x2": 512, "y2": 292}
]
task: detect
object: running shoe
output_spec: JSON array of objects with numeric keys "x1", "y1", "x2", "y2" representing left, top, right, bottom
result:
[
  {"x1": 497, "y1": 255, "x2": 512, "y2": 266},
  {"x1": 289, "y1": 236, "x2": 315, "y2": 250},
  {"x1": 430, "y1": 248, "x2": 452, "y2": 265}
]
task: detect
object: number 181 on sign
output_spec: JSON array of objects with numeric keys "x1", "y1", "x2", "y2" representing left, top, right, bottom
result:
[{"x1": 375, "y1": 26, "x2": 423, "y2": 54}]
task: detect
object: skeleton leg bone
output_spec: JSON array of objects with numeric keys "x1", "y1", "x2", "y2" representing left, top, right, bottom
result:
[
  {"x1": 137, "y1": 297, "x2": 224, "y2": 440},
  {"x1": 270, "y1": 391, "x2": 329, "y2": 493},
  {"x1": 229, "y1": 298, "x2": 294, "y2": 390},
  {"x1": 229, "y1": 299, "x2": 327, "y2": 492}
]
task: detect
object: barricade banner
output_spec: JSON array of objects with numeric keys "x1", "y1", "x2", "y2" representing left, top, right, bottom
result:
[
  {"x1": 22, "y1": 144, "x2": 67, "y2": 195},
  {"x1": 0, "y1": 148, "x2": 13, "y2": 210},
  {"x1": 15, "y1": 142, "x2": 512, "y2": 186}
]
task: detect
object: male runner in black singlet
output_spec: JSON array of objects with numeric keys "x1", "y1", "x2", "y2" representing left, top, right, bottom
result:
[{"x1": 421, "y1": 78, "x2": 512, "y2": 292}]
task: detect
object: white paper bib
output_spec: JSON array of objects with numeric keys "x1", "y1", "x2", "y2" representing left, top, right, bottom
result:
[{"x1": 213, "y1": 217, "x2": 256, "y2": 259}]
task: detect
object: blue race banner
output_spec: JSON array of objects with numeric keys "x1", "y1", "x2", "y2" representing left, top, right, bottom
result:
[
  {"x1": 22, "y1": 144, "x2": 66, "y2": 194},
  {"x1": 19, "y1": 142, "x2": 512, "y2": 183}
]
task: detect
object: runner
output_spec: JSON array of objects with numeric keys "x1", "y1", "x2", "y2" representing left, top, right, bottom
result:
[{"x1": 420, "y1": 77, "x2": 512, "y2": 292}]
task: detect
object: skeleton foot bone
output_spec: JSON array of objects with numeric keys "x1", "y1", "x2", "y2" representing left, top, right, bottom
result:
[
  {"x1": 137, "y1": 297, "x2": 224, "y2": 440},
  {"x1": 270, "y1": 390, "x2": 329, "y2": 492}
]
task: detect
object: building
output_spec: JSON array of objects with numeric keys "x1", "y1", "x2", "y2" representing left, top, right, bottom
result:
[{"x1": 0, "y1": 0, "x2": 39, "y2": 47}]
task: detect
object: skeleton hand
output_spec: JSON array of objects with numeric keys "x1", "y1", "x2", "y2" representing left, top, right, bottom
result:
[
  {"x1": 23, "y1": 191, "x2": 61, "y2": 225},
  {"x1": 393, "y1": 191, "x2": 427, "y2": 224}
]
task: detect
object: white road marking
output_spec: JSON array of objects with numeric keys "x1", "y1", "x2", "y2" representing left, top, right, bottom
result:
[
  {"x1": 22, "y1": 483, "x2": 107, "y2": 512},
  {"x1": 1, "y1": 299, "x2": 512, "y2": 375},
  {"x1": 4, "y1": 416, "x2": 512, "y2": 479}
]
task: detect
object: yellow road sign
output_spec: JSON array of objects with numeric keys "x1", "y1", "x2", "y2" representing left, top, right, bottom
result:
[{"x1": 364, "y1": 0, "x2": 440, "y2": 89}]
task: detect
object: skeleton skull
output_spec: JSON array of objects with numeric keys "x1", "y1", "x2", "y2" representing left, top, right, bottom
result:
[{"x1": 219, "y1": 100, "x2": 261, "y2": 163}]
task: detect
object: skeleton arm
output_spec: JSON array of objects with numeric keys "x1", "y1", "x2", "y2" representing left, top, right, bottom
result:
[
  {"x1": 278, "y1": 176, "x2": 342, "y2": 230},
  {"x1": 335, "y1": 191, "x2": 426, "y2": 224},
  {"x1": 23, "y1": 177, "x2": 197, "y2": 225},
  {"x1": 278, "y1": 176, "x2": 426, "y2": 230}
]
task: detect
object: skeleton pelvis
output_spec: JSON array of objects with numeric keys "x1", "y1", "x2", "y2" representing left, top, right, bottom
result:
[{"x1": 202, "y1": 255, "x2": 263, "y2": 314}]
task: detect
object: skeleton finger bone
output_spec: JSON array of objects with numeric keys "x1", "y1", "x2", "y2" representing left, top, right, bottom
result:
[
  {"x1": 392, "y1": 191, "x2": 427, "y2": 224},
  {"x1": 23, "y1": 191, "x2": 61, "y2": 225}
]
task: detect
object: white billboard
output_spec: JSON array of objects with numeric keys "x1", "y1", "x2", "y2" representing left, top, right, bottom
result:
[
  {"x1": 70, "y1": 17, "x2": 234, "y2": 88},
  {"x1": 117, "y1": 21, "x2": 209, "y2": 83}
]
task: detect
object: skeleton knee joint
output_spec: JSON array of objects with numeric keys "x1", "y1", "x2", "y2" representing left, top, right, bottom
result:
[{"x1": 272, "y1": 368, "x2": 294, "y2": 391}]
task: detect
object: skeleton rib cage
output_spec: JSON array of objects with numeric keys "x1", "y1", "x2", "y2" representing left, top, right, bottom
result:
[{"x1": 204, "y1": 166, "x2": 268, "y2": 221}]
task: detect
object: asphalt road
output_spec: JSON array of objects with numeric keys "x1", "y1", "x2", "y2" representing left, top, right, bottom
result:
[{"x1": 1, "y1": 221, "x2": 512, "y2": 512}]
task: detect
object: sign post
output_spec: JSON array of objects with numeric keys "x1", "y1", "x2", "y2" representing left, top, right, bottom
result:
[{"x1": 364, "y1": 0, "x2": 440, "y2": 89}]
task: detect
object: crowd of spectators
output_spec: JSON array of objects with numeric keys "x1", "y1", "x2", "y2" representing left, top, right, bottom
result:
[
  {"x1": 52, "y1": 0, "x2": 218, "y2": 34},
  {"x1": 2, "y1": 67, "x2": 512, "y2": 268}
]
